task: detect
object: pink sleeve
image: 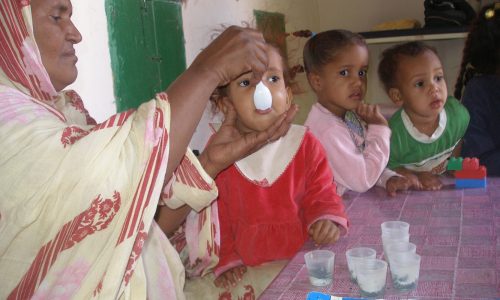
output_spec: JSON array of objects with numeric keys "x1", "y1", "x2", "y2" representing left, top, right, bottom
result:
[
  {"x1": 322, "y1": 123, "x2": 391, "y2": 193},
  {"x1": 301, "y1": 133, "x2": 349, "y2": 233}
]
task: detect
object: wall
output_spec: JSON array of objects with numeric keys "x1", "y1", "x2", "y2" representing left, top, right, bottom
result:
[{"x1": 69, "y1": 1, "x2": 116, "y2": 123}]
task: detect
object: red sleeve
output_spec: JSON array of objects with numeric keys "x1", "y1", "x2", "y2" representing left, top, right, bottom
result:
[
  {"x1": 213, "y1": 175, "x2": 243, "y2": 277},
  {"x1": 301, "y1": 132, "x2": 349, "y2": 233}
]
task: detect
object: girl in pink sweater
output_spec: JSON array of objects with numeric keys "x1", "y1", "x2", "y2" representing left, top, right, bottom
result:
[{"x1": 304, "y1": 30, "x2": 406, "y2": 195}]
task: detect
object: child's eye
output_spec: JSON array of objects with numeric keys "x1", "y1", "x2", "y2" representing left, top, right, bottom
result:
[
  {"x1": 339, "y1": 69, "x2": 349, "y2": 77},
  {"x1": 358, "y1": 70, "x2": 367, "y2": 78},
  {"x1": 268, "y1": 75, "x2": 280, "y2": 83},
  {"x1": 414, "y1": 81, "x2": 424, "y2": 88},
  {"x1": 238, "y1": 79, "x2": 251, "y2": 87},
  {"x1": 435, "y1": 75, "x2": 444, "y2": 82}
]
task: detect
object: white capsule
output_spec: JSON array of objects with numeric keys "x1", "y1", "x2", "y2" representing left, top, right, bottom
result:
[{"x1": 253, "y1": 81, "x2": 272, "y2": 110}]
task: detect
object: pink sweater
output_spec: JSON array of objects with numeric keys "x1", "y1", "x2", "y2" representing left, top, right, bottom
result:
[{"x1": 305, "y1": 103, "x2": 391, "y2": 195}]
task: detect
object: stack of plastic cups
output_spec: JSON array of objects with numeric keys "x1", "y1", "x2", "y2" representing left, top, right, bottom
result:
[
  {"x1": 381, "y1": 221, "x2": 410, "y2": 260},
  {"x1": 381, "y1": 221, "x2": 422, "y2": 292}
]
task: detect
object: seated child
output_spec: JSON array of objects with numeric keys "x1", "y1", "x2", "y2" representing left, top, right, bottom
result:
[
  {"x1": 378, "y1": 41, "x2": 470, "y2": 192},
  {"x1": 210, "y1": 45, "x2": 348, "y2": 291},
  {"x1": 303, "y1": 29, "x2": 393, "y2": 196}
]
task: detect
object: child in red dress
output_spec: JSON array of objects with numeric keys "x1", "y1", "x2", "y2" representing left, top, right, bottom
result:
[{"x1": 209, "y1": 45, "x2": 349, "y2": 290}]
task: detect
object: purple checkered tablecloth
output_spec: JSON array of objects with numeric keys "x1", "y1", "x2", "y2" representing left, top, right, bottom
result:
[{"x1": 260, "y1": 177, "x2": 500, "y2": 300}]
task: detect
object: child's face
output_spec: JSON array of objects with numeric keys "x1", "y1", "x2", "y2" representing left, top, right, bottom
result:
[
  {"x1": 390, "y1": 50, "x2": 448, "y2": 120},
  {"x1": 309, "y1": 44, "x2": 368, "y2": 117},
  {"x1": 222, "y1": 48, "x2": 292, "y2": 133}
]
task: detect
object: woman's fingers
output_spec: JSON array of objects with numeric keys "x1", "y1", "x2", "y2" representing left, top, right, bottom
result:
[
  {"x1": 193, "y1": 26, "x2": 269, "y2": 87},
  {"x1": 266, "y1": 104, "x2": 298, "y2": 142}
]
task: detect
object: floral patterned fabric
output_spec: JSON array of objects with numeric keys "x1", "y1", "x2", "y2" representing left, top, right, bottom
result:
[{"x1": 0, "y1": 1, "x2": 218, "y2": 299}]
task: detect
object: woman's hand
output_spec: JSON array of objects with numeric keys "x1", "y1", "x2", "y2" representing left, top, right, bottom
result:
[
  {"x1": 190, "y1": 26, "x2": 270, "y2": 87},
  {"x1": 214, "y1": 265, "x2": 247, "y2": 290},
  {"x1": 355, "y1": 103, "x2": 388, "y2": 126},
  {"x1": 198, "y1": 102, "x2": 298, "y2": 178},
  {"x1": 308, "y1": 220, "x2": 340, "y2": 246}
]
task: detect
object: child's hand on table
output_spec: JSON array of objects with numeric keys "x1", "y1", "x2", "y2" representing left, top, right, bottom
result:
[
  {"x1": 386, "y1": 175, "x2": 412, "y2": 197},
  {"x1": 417, "y1": 172, "x2": 443, "y2": 190},
  {"x1": 214, "y1": 265, "x2": 247, "y2": 290},
  {"x1": 308, "y1": 220, "x2": 340, "y2": 245}
]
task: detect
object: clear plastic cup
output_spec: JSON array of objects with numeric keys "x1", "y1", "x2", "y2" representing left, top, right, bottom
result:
[
  {"x1": 304, "y1": 250, "x2": 335, "y2": 287},
  {"x1": 345, "y1": 247, "x2": 377, "y2": 283},
  {"x1": 356, "y1": 258, "x2": 388, "y2": 298},
  {"x1": 381, "y1": 221, "x2": 410, "y2": 235},
  {"x1": 390, "y1": 252, "x2": 421, "y2": 291},
  {"x1": 386, "y1": 241, "x2": 417, "y2": 266},
  {"x1": 382, "y1": 230, "x2": 410, "y2": 257}
]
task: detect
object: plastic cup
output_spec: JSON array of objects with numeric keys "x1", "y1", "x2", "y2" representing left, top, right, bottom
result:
[
  {"x1": 381, "y1": 221, "x2": 410, "y2": 236},
  {"x1": 304, "y1": 250, "x2": 335, "y2": 286},
  {"x1": 386, "y1": 241, "x2": 417, "y2": 266},
  {"x1": 356, "y1": 258, "x2": 388, "y2": 298},
  {"x1": 390, "y1": 252, "x2": 421, "y2": 291},
  {"x1": 345, "y1": 247, "x2": 377, "y2": 283},
  {"x1": 382, "y1": 231, "x2": 410, "y2": 257}
]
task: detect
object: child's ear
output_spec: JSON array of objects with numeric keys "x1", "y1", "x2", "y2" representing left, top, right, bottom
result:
[
  {"x1": 388, "y1": 88, "x2": 403, "y2": 107},
  {"x1": 218, "y1": 97, "x2": 232, "y2": 115},
  {"x1": 307, "y1": 72, "x2": 322, "y2": 92}
]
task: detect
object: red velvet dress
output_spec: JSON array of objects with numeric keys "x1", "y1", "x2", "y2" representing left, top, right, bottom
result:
[{"x1": 214, "y1": 126, "x2": 348, "y2": 276}]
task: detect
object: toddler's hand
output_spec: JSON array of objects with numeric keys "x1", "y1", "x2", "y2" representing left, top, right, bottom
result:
[
  {"x1": 355, "y1": 103, "x2": 388, "y2": 126},
  {"x1": 386, "y1": 175, "x2": 412, "y2": 197},
  {"x1": 417, "y1": 172, "x2": 443, "y2": 191},
  {"x1": 214, "y1": 265, "x2": 247, "y2": 290},
  {"x1": 308, "y1": 220, "x2": 340, "y2": 245}
]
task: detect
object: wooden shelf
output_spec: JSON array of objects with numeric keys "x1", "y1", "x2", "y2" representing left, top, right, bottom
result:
[{"x1": 358, "y1": 27, "x2": 468, "y2": 44}]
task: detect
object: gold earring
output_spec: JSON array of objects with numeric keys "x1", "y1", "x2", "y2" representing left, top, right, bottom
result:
[{"x1": 485, "y1": 3, "x2": 500, "y2": 20}]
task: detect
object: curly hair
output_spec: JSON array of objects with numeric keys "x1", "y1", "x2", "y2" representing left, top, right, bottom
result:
[
  {"x1": 378, "y1": 41, "x2": 438, "y2": 93},
  {"x1": 302, "y1": 29, "x2": 366, "y2": 74},
  {"x1": 454, "y1": 3, "x2": 500, "y2": 100}
]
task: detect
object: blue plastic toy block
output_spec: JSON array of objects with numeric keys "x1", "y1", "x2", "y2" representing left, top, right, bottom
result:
[
  {"x1": 447, "y1": 157, "x2": 463, "y2": 171},
  {"x1": 455, "y1": 178, "x2": 487, "y2": 189}
]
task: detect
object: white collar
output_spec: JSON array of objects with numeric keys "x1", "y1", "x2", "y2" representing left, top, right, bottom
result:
[
  {"x1": 235, "y1": 125, "x2": 306, "y2": 186},
  {"x1": 401, "y1": 108, "x2": 446, "y2": 143}
]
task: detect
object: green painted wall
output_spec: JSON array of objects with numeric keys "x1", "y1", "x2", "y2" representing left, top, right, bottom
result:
[{"x1": 105, "y1": 0, "x2": 186, "y2": 112}]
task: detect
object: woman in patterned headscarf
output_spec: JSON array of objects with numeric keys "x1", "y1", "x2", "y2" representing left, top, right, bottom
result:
[{"x1": 0, "y1": 0, "x2": 296, "y2": 298}]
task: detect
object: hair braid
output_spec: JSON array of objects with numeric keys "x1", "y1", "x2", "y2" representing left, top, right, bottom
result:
[
  {"x1": 454, "y1": 30, "x2": 474, "y2": 100},
  {"x1": 455, "y1": 3, "x2": 500, "y2": 100}
]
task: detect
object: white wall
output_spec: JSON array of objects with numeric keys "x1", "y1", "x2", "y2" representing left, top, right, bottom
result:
[{"x1": 69, "y1": 1, "x2": 116, "y2": 123}]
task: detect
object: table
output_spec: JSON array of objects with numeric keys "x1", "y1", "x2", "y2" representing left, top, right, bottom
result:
[{"x1": 260, "y1": 177, "x2": 500, "y2": 300}]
